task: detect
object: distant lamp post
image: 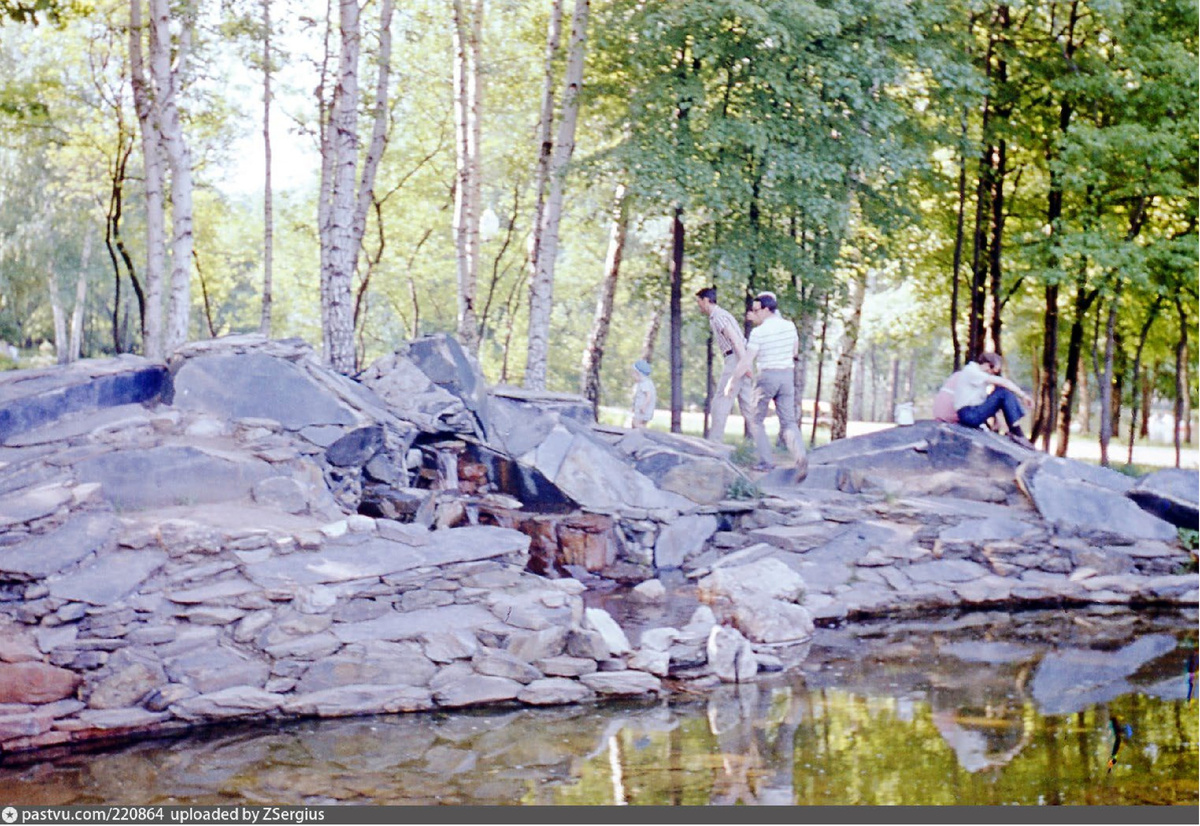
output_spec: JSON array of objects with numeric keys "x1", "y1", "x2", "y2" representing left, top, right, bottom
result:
[{"x1": 480, "y1": 207, "x2": 500, "y2": 242}]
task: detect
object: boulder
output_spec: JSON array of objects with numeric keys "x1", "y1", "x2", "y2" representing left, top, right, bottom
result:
[
  {"x1": 74, "y1": 446, "x2": 275, "y2": 510},
  {"x1": 172, "y1": 351, "x2": 358, "y2": 430},
  {"x1": 517, "y1": 677, "x2": 595, "y2": 706},
  {"x1": 616, "y1": 428, "x2": 743, "y2": 504},
  {"x1": 0, "y1": 662, "x2": 81, "y2": 704},
  {"x1": 0, "y1": 358, "x2": 167, "y2": 445},
  {"x1": 698, "y1": 558, "x2": 807, "y2": 604},
  {"x1": 1127, "y1": 468, "x2": 1199, "y2": 530},
  {"x1": 583, "y1": 608, "x2": 631, "y2": 655},
  {"x1": 655, "y1": 514, "x2": 719, "y2": 569},
  {"x1": 1018, "y1": 458, "x2": 1178, "y2": 542},
  {"x1": 579, "y1": 670, "x2": 662, "y2": 697}
]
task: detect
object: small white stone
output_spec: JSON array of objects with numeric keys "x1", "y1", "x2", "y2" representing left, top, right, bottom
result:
[
  {"x1": 346, "y1": 514, "x2": 376, "y2": 533},
  {"x1": 319, "y1": 520, "x2": 348, "y2": 539}
]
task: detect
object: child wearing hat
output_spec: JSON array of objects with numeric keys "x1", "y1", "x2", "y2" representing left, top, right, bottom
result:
[{"x1": 630, "y1": 359, "x2": 656, "y2": 429}]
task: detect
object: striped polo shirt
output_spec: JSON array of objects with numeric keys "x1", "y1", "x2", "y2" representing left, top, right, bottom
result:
[
  {"x1": 707, "y1": 305, "x2": 744, "y2": 356},
  {"x1": 748, "y1": 313, "x2": 798, "y2": 370}
]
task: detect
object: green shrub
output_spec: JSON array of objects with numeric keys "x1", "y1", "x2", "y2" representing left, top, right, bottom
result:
[{"x1": 725, "y1": 475, "x2": 762, "y2": 500}]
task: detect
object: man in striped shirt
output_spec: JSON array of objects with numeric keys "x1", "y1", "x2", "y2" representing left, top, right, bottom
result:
[
  {"x1": 729, "y1": 293, "x2": 807, "y2": 477},
  {"x1": 695, "y1": 287, "x2": 757, "y2": 444}
]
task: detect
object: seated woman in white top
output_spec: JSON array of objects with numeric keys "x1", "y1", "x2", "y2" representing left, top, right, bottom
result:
[{"x1": 941, "y1": 352, "x2": 1036, "y2": 449}]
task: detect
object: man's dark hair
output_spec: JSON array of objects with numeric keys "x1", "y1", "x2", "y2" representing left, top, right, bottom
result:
[
  {"x1": 977, "y1": 352, "x2": 1002, "y2": 370},
  {"x1": 695, "y1": 287, "x2": 717, "y2": 303},
  {"x1": 754, "y1": 293, "x2": 778, "y2": 312}
]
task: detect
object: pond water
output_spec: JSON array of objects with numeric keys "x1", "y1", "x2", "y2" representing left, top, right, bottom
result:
[{"x1": 1, "y1": 606, "x2": 1196, "y2": 807}]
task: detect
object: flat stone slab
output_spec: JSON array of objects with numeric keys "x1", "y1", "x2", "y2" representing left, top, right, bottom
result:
[
  {"x1": 47, "y1": 549, "x2": 168, "y2": 606},
  {"x1": 243, "y1": 525, "x2": 529, "y2": 588},
  {"x1": 331, "y1": 604, "x2": 507, "y2": 644},
  {"x1": 0, "y1": 484, "x2": 72, "y2": 525},
  {"x1": 904, "y1": 558, "x2": 989, "y2": 584},
  {"x1": 0, "y1": 512, "x2": 119, "y2": 578},
  {"x1": 173, "y1": 352, "x2": 358, "y2": 430},
  {"x1": 1019, "y1": 461, "x2": 1178, "y2": 542},
  {"x1": 0, "y1": 361, "x2": 167, "y2": 445},
  {"x1": 1128, "y1": 468, "x2": 1199, "y2": 529},
  {"x1": 5, "y1": 404, "x2": 152, "y2": 448},
  {"x1": 74, "y1": 446, "x2": 275, "y2": 510}
]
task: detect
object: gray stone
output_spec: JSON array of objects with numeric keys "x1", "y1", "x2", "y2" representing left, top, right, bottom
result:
[
  {"x1": 1019, "y1": 459, "x2": 1177, "y2": 542},
  {"x1": 421, "y1": 629, "x2": 480, "y2": 662},
  {"x1": 244, "y1": 525, "x2": 529, "y2": 588},
  {"x1": 75, "y1": 446, "x2": 275, "y2": 510},
  {"x1": 164, "y1": 646, "x2": 270, "y2": 694},
  {"x1": 166, "y1": 578, "x2": 259, "y2": 605},
  {"x1": 171, "y1": 687, "x2": 286, "y2": 721},
  {"x1": 566, "y1": 629, "x2": 610, "y2": 661},
  {"x1": 325, "y1": 425, "x2": 384, "y2": 467},
  {"x1": 904, "y1": 558, "x2": 989, "y2": 584},
  {"x1": 654, "y1": 514, "x2": 718, "y2": 569},
  {"x1": 617, "y1": 429, "x2": 741, "y2": 505},
  {"x1": 0, "y1": 512, "x2": 119, "y2": 578},
  {"x1": 698, "y1": 558, "x2": 807, "y2": 604},
  {"x1": 939, "y1": 516, "x2": 1041, "y2": 544},
  {"x1": 632, "y1": 579, "x2": 666, "y2": 601},
  {"x1": 517, "y1": 677, "x2": 595, "y2": 706},
  {"x1": 748, "y1": 523, "x2": 839, "y2": 553},
  {"x1": 285, "y1": 684, "x2": 434, "y2": 717},
  {"x1": 252, "y1": 476, "x2": 310, "y2": 514},
  {"x1": 0, "y1": 483, "x2": 72, "y2": 526},
  {"x1": 173, "y1": 352, "x2": 358, "y2": 430},
  {"x1": 627, "y1": 648, "x2": 670, "y2": 676},
  {"x1": 583, "y1": 608, "x2": 631, "y2": 655},
  {"x1": 432, "y1": 674, "x2": 522, "y2": 708},
  {"x1": 706, "y1": 625, "x2": 758, "y2": 683},
  {"x1": 579, "y1": 670, "x2": 662, "y2": 697},
  {"x1": 47, "y1": 549, "x2": 167, "y2": 606},
  {"x1": 296, "y1": 644, "x2": 437, "y2": 692},
  {"x1": 505, "y1": 627, "x2": 568, "y2": 662},
  {"x1": 1128, "y1": 468, "x2": 1199, "y2": 529},
  {"x1": 472, "y1": 648, "x2": 543, "y2": 684},
  {"x1": 86, "y1": 650, "x2": 167, "y2": 709},
  {"x1": 333, "y1": 604, "x2": 506, "y2": 645},
  {"x1": 730, "y1": 598, "x2": 814, "y2": 644},
  {"x1": 535, "y1": 656, "x2": 598, "y2": 678}
]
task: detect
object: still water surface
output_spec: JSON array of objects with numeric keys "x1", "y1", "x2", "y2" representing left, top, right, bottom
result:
[{"x1": 2, "y1": 607, "x2": 1196, "y2": 806}]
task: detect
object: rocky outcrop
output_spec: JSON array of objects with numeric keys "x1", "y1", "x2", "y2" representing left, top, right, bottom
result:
[{"x1": 0, "y1": 336, "x2": 1194, "y2": 759}]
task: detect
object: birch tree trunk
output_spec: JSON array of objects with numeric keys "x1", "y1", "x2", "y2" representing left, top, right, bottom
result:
[
  {"x1": 259, "y1": 0, "x2": 274, "y2": 337},
  {"x1": 149, "y1": 0, "x2": 196, "y2": 354},
  {"x1": 451, "y1": 0, "x2": 482, "y2": 353},
  {"x1": 128, "y1": 0, "x2": 165, "y2": 360},
  {"x1": 1098, "y1": 297, "x2": 1117, "y2": 467},
  {"x1": 669, "y1": 205, "x2": 683, "y2": 433},
  {"x1": 528, "y1": 0, "x2": 564, "y2": 279},
  {"x1": 830, "y1": 270, "x2": 867, "y2": 441},
  {"x1": 580, "y1": 183, "x2": 627, "y2": 419},
  {"x1": 68, "y1": 230, "x2": 93, "y2": 362},
  {"x1": 49, "y1": 269, "x2": 67, "y2": 365},
  {"x1": 524, "y1": 0, "x2": 589, "y2": 390},
  {"x1": 322, "y1": 0, "x2": 362, "y2": 374}
]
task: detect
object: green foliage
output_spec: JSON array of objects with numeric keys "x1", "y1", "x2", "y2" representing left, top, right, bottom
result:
[
  {"x1": 1179, "y1": 528, "x2": 1199, "y2": 552},
  {"x1": 724, "y1": 474, "x2": 762, "y2": 501}
]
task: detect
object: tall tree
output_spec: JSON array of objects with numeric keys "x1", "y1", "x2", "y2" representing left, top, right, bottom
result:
[
  {"x1": 524, "y1": 0, "x2": 588, "y2": 390},
  {"x1": 580, "y1": 183, "x2": 627, "y2": 419},
  {"x1": 451, "y1": 0, "x2": 482, "y2": 354},
  {"x1": 259, "y1": 0, "x2": 274, "y2": 337},
  {"x1": 128, "y1": 0, "x2": 165, "y2": 358}
]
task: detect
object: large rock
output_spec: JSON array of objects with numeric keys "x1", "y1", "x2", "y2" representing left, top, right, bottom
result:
[
  {"x1": 523, "y1": 423, "x2": 692, "y2": 513},
  {"x1": 47, "y1": 549, "x2": 168, "y2": 606},
  {"x1": 655, "y1": 514, "x2": 719, "y2": 569},
  {"x1": 0, "y1": 662, "x2": 82, "y2": 704},
  {"x1": 616, "y1": 429, "x2": 743, "y2": 505},
  {"x1": 358, "y1": 350, "x2": 479, "y2": 436},
  {"x1": 698, "y1": 558, "x2": 807, "y2": 604},
  {"x1": 1128, "y1": 468, "x2": 1199, "y2": 530},
  {"x1": 172, "y1": 351, "x2": 358, "y2": 430},
  {"x1": 1018, "y1": 458, "x2": 1178, "y2": 542},
  {"x1": 706, "y1": 625, "x2": 757, "y2": 683},
  {"x1": 0, "y1": 357, "x2": 167, "y2": 445},
  {"x1": 74, "y1": 446, "x2": 275, "y2": 510}
]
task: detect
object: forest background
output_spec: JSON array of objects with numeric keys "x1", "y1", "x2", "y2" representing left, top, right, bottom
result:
[{"x1": 0, "y1": 0, "x2": 1196, "y2": 469}]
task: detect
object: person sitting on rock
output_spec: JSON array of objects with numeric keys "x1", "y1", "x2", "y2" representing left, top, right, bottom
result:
[{"x1": 947, "y1": 352, "x2": 1036, "y2": 449}]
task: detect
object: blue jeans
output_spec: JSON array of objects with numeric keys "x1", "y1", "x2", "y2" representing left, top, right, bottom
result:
[{"x1": 957, "y1": 387, "x2": 1025, "y2": 430}]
